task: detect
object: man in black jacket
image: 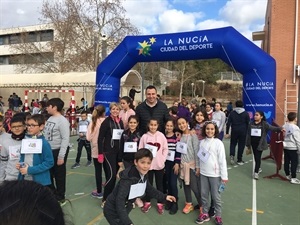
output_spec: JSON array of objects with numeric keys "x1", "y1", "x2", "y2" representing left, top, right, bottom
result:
[
  {"x1": 135, "y1": 85, "x2": 170, "y2": 135},
  {"x1": 225, "y1": 100, "x2": 250, "y2": 165}
]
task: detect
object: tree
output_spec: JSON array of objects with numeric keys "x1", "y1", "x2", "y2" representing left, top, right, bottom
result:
[
  {"x1": 171, "y1": 60, "x2": 200, "y2": 102},
  {"x1": 10, "y1": 0, "x2": 139, "y2": 73}
]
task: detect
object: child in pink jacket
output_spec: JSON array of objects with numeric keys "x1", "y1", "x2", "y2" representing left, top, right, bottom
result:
[{"x1": 139, "y1": 118, "x2": 168, "y2": 214}]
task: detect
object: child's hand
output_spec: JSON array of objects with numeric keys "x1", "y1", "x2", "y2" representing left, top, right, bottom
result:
[
  {"x1": 173, "y1": 164, "x2": 179, "y2": 175},
  {"x1": 19, "y1": 164, "x2": 29, "y2": 175},
  {"x1": 195, "y1": 168, "x2": 200, "y2": 177},
  {"x1": 222, "y1": 179, "x2": 228, "y2": 184},
  {"x1": 166, "y1": 195, "x2": 176, "y2": 202},
  {"x1": 16, "y1": 162, "x2": 21, "y2": 170}
]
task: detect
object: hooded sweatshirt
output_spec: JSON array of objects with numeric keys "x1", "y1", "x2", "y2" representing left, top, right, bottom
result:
[
  {"x1": 282, "y1": 123, "x2": 300, "y2": 151},
  {"x1": 139, "y1": 131, "x2": 168, "y2": 170},
  {"x1": 104, "y1": 165, "x2": 166, "y2": 225},
  {"x1": 226, "y1": 107, "x2": 250, "y2": 134}
]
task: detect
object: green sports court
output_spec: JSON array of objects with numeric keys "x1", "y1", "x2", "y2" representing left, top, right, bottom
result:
[{"x1": 63, "y1": 137, "x2": 300, "y2": 225}]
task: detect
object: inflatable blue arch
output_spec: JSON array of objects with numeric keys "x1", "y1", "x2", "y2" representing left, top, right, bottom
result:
[{"x1": 95, "y1": 26, "x2": 276, "y2": 122}]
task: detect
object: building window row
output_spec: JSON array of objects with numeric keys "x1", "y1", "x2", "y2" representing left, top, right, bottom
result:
[
  {"x1": 0, "y1": 30, "x2": 54, "y2": 45},
  {"x1": 0, "y1": 52, "x2": 54, "y2": 65}
]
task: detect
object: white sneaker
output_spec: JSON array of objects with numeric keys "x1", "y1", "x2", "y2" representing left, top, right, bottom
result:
[
  {"x1": 258, "y1": 168, "x2": 262, "y2": 174},
  {"x1": 290, "y1": 178, "x2": 300, "y2": 184},
  {"x1": 286, "y1": 175, "x2": 291, "y2": 181},
  {"x1": 254, "y1": 173, "x2": 259, "y2": 180}
]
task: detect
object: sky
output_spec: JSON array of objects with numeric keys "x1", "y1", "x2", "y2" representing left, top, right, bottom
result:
[{"x1": 0, "y1": 0, "x2": 268, "y2": 44}]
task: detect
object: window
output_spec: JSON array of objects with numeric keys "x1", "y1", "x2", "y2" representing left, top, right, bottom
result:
[
  {"x1": 26, "y1": 32, "x2": 37, "y2": 43},
  {"x1": 40, "y1": 30, "x2": 54, "y2": 42},
  {"x1": 0, "y1": 56, "x2": 6, "y2": 64},
  {"x1": 0, "y1": 36, "x2": 4, "y2": 45},
  {"x1": 9, "y1": 55, "x2": 23, "y2": 64},
  {"x1": 9, "y1": 34, "x2": 20, "y2": 44}
]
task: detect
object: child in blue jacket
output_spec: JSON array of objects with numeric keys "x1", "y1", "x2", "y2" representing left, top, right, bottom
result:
[{"x1": 16, "y1": 114, "x2": 54, "y2": 186}]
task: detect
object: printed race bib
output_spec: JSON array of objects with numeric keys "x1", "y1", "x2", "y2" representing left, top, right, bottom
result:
[
  {"x1": 79, "y1": 125, "x2": 88, "y2": 133},
  {"x1": 21, "y1": 139, "x2": 42, "y2": 154},
  {"x1": 9, "y1": 145, "x2": 21, "y2": 160},
  {"x1": 251, "y1": 128, "x2": 261, "y2": 137},
  {"x1": 144, "y1": 143, "x2": 158, "y2": 157},
  {"x1": 124, "y1": 142, "x2": 137, "y2": 153},
  {"x1": 112, "y1": 129, "x2": 124, "y2": 140},
  {"x1": 197, "y1": 146, "x2": 210, "y2": 163},
  {"x1": 128, "y1": 182, "x2": 146, "y2": 200},
  {"x1": 176, "y1": 142, "x2": 187, "y2": 154},
  {"x1": 166, "y1": 150, "x2": 175, "y2": 161}
]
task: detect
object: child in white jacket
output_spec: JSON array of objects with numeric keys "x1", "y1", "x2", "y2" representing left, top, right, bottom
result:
[
  {"x1": 196, "y1": 121, "x2": 228, "y2": 225},
  {"x1": 282, "y1": 112, "x2": 300, "y2": 184}
]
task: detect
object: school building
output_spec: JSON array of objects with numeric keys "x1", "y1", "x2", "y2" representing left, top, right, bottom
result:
[{"x1": 253, "y1": 0, "x2": 300, "y2": 124}]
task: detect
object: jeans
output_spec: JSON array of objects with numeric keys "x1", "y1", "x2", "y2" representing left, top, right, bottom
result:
[{"x1": 76, "y1": 139, "x2": 91, "y2": 163}]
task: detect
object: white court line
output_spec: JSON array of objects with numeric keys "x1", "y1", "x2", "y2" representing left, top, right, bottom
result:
[{"x1": 252, "y1": 155, "x2": 257, "y2": 225}]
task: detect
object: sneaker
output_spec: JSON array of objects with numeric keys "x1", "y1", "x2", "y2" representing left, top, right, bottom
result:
[
  {"x1": 286, "y1": 175, "x2": 291, "y2": 181},
  {"x1": 157, "y1": 203, "x2": 164, "y2": 214},
  {"x1": 254, "y1": 173, "x2": 259, "y2": 180},
  {"x1": 85, "y1": 161, "x2": 92, "y2": 167},
  {"x1": 169, "y1": 202, "x2": 178, "y2": 215},
  {"x1": 71, "y1": 162, "x2": 80, "y2": 169},
  {"x1": 182, "y1": 202, "x2": 194, "y2": 214},
  {"x1": 135, "y1": 198, "x2": 144, "y2": 208},
  {"x1": 195, "y1": 213, "x2": 210, "y2": 224},
  {"x1": 230, "y1": 156, "x2": 234, "y2": 165},
  {"x1": 215, "y1": 216, "x2": 223, "y2": 225},
  {"x1": 59, "y1": 200, "x2": 67, "y2": 207},
  {"x1": 290, "y1": 178, "x2": 300, "y2": 184},
  {"x1": 208, "y1": 206, "x2": 215, "y2": 218},
  {"x1": 101, "y1": 201, "x2": 106, "y2": 208},
  {"x1": 141, "y1": 202, "x2": 151, "y2": 213},
  {"x1": 237, "y1": 161, "x2": 245, "y2": 165},
  {"x1": 91, "y1": 191, "x2": 103, "y2": 199},
  {"x1": 258, "y1": 168, "x2": 262, "y2": 174}
]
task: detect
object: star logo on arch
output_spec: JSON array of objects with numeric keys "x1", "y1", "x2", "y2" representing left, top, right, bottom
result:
[{"x1": 136, "y1": 37, "x2": 156, "y2": 56}]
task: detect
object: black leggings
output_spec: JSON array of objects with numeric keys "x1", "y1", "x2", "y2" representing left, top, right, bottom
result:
[
  {"x1": 144, "y1": 169, "x2": 164, "y2": 203},
  {"x1": 93, "y1": 158, "x2": 103, "y2": 193},
  {"x1": 103, "y1": 153, "x2": 119, "y2": 201}
]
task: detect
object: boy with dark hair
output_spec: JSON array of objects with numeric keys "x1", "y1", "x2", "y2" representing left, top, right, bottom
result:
[
  {"x1": 0, "y1": 115, "x2": 26, "y2": 182},
  {"x1": 44, "y1": 98, "x2": 70, "y2": 206},
  {"x1": 103, "y1": 148, "x2": 176, "y2": 225},
  {"x1": 71, "y1": 111, "x2": 92, "y2": 169},
  {"x1": 283, "y1": 112, "x2": 300, "y2": 184},
  {"x1": 16, "y1": 114, "x2": 54, "y2": 186}
]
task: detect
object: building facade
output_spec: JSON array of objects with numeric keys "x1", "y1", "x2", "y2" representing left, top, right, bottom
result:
[{"x1": 253, "y1": 0, "x2": 300, "y2": 124}]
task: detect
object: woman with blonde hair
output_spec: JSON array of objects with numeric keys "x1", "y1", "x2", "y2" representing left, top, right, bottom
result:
[
  {"x1": 86, "y1": 104, "x2": 106, "y2": 199},
  {"x1": 98, "y1": 102, "x2": 124, "y2": 207}
]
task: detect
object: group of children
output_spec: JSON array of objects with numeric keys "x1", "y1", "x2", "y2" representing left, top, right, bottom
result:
[
  {"x1": 87, "y1": 99, "x2": 228, "y2": 225},
  {"x1": 0, "y1": 98, "x2": 70, "y2": 208},
  {"x1": 1, "y1": 95, "x2": 299, "y2": 225}
]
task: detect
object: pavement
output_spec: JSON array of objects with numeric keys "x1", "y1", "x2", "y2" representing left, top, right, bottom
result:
[{"x1": 62, "y1": 136, "x2": 300, "y2": 225}]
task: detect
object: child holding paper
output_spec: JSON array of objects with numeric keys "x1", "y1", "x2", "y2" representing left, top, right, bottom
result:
[
  {"x1": 138, "y1": 118, "x2": 168, "y2": 214},
  {"x1": 71, "y1": 111, "x2": 92, "y2": 169},
  {"x1": 16, "y1": 114, "x2": 54, "y2": 186},
  {"x1": 103, "y1": 148, "x2": 176, "y2": 225}
]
